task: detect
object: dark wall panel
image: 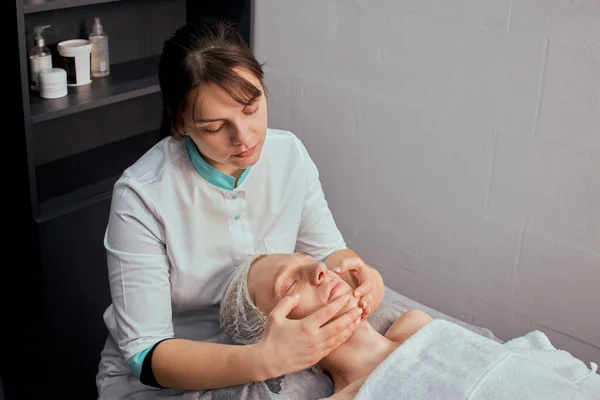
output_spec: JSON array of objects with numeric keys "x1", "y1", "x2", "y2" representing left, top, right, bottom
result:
[
  {"x1": 37, "y1": 194, "x2": 113, "y2": 399},
  {"x1": 8, "y1": 2, "x2": 253, "y2": 399},
  {"x1": 187, "y1": 0, "x2": 252, "y2": 45}
]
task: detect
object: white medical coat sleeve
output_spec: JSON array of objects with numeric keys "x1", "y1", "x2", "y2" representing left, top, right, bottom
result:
[
  {"x1": 104, "y1": 177, "x2": 174, "y2": 363},
  {"x1": 293, "y1": 138, "x2": 347, "y2": 261}
]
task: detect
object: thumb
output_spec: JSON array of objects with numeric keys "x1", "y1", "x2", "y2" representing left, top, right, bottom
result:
[
  {"x1": 334, "y1": 257, "x2": 362, "y2": 274},
  {"x1": 270, "y1": 293, "x2": 300, "y2": 320}
]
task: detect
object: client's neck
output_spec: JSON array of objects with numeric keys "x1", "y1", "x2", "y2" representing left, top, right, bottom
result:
[{"x1": 318, "y1": 321, "x2": 398, "y2": 393}]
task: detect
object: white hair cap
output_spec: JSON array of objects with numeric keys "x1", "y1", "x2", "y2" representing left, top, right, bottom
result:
[{"x1": 220, "y1": 256, "x2": 268, "y2": 345}]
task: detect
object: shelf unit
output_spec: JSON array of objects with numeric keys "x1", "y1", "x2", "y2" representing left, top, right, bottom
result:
[
  {"x1": 24, "y1": 0, "x2": 124, "y2": 14},
  {"x1": 7, "y1": 1, "x2": 252, "y2": 399},
  {"x1": 30, "y1": 55, "x2": 160, "y2": 123}
]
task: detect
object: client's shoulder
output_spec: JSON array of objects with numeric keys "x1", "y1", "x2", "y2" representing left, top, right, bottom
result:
[{"x1": 384, "y1": 309, "x2": 433, "y2": 344}]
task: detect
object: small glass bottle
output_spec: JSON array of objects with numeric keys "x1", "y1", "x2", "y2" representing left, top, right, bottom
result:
[{"x1": 89, "y1": 17, "x2": 110, "y2": 77}]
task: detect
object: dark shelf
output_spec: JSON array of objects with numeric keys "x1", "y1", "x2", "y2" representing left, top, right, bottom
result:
[
  {"x1": 36, "y1": 129, "x2": 159, "y2": 220},
  {"x1": 24, "y1": 0, "x2": 124, "y2": 14},
  {"x1": 30, "y1": 55, "x2": 161, "y2": 124},
  {"x1": 37, "y1": 175, "x2": 117, "y2": 222}
]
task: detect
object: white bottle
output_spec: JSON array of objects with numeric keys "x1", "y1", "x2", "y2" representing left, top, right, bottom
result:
[
  {"x1": 89, "y1": 17, "x2": 110, "y2": 77},
  {"x1": 30, "y1": 25, "x2": 53, "y2": 91}
]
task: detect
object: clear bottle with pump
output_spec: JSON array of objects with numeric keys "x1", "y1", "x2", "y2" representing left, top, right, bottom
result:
[
  {"x1": 89, "y1": 17, "x2": 110, "y2": 77},
  {"x1": 30, "y1": 25, "x2": 53, "y2": 91}
]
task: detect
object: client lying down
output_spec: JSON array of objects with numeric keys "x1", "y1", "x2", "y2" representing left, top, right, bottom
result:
[{"x1": 220, "y1": 252, "x2": 600, "y2": 400}]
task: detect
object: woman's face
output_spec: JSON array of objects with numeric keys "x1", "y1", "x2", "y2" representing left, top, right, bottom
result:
[
  {"x1": 179, "y1": 67, "x2": 268, "y2": 176},
  {"x1": 247, "y1": 253, "x2": 358, "y2": 320}
]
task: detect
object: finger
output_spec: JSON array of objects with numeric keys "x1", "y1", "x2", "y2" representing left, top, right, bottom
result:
[
  {"x1": 269, "y1": 293, "x2": 300, "y2": 321},
  {"x1": 354, "y1": 280, "x2": 373, "y2": 299},
  {"x1": 359, "y1": 292, "x2": 374, "y2": 309},
  {"x1": 304, "y1": 293, "x2": 352, "y2": 328},
  {"x1": 320, "y1": 318, "x2": 362, "y2": 355},
  {"x1": 319, "y1": 305, "x2": 363, "y2": 339},
  {"x1": 361, "y1": 308, "x2": 369, "y2": 319},
  {"x1": 332, "y1": 264, "x2": 347, "y2": 274},
  {"x1": 335, "y1": 257, "x2": 363, "y2": 274},
  {"x1": 361, "y1": 297, "x2": 374, "y2": 318}
]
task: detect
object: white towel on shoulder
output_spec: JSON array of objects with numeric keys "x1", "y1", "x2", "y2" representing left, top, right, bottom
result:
[{"x1": 354, "y1": 319, "x2": 599, "y2": 400}]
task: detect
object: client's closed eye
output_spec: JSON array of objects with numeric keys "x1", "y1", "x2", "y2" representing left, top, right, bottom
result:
[{"x1": 285, "y1": 280, "x2": 296, "y2": 294}]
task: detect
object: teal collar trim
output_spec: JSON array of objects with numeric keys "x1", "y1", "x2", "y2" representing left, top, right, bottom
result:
[{"x1": 185, "y1": 137, "x2": 250, "y2": 190}]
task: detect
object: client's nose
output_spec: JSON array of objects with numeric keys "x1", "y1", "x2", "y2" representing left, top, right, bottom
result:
[{"x1": 311, "y1": 262, "x2": 328, "y2": 285}]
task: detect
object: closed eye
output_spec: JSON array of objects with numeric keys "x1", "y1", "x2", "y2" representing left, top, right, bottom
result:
[
  {"x1": 285, "y1": 280, "x2": 296, "y2": 294},
  {"x1": 205, "y1": 124, "x2": 225, "y2": 134},
  {"x1": 244, "y1": 105, "x2": 260, "y2": 115}
]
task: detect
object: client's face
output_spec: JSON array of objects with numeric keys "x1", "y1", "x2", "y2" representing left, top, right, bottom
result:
[{"x1": 247, "y1": 253, "x2": 357, "y2": 320}]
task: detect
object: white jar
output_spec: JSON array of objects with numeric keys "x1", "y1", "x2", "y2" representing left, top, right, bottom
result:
[
  {"x1": 57, "y1": 39, "x2": 92, "y2": 86},
  {"x1": 39, "y1": 68, "x2": 68, "y2": 99}
]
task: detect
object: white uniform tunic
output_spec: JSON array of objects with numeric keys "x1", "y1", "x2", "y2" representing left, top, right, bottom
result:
[{"x1": 96, "y1": 128, "x2": 347, "y2": 398}]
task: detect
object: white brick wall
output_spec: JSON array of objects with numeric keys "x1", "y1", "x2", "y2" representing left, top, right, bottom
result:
[{"x1": 253, "y1": 0, "x2": 600, "y2": 363}]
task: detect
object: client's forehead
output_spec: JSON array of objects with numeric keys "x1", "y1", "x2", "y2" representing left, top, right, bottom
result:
[
  {"x1": 248, "y1": 252, "x2": 314, "y2": 285},
  {"x1": 254, "y1": 252, "x2": 312, "y2": 269},
  {"x1": 252, "y1": 254, "x2": 289, "y2": 278}
]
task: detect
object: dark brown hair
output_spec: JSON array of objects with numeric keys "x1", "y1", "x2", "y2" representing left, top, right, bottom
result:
[{"x1": 158, "y1": 18, "x2": 265, "y2": 140}]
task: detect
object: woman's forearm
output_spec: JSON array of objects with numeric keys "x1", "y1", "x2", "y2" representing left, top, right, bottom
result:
[{"x1": 152, "y1": 338, "x2": 268, "y2": 390}]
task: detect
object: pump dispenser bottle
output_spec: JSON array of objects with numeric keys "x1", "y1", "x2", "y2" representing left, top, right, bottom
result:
[
  {"x1": 30, "y1": 25, "x2": 53, "y2": 91},
  {"x1": 89, "y1": 17, "x2": 110, "y2": 77}
]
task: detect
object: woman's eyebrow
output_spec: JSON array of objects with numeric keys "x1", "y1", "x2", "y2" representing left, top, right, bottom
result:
[
  {"x1": 194, "y1": 95, "x2": 261, "y2": 124},
  {"x1": 194, "y1": 117, "x2": 224, "y2": 123}
]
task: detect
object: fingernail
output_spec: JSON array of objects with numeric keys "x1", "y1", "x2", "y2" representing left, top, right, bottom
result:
[
  {"x1": 355, "y1": 308, "x2": 363, "y2": 317},
  {"x1": 361, "y1": 302, "x2": 368, "y2": 309},
  {"x1": 354, "y1": 291, "x2": 362, "y2": 298},
  {"x1": 333, "y1": 267, "x2": 341, "y2": 273}
]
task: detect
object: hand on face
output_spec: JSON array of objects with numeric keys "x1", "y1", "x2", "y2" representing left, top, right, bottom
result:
[
  {"x1": 247, "y1": 253, "x2": 363, "y2": 378},
  {"x1": 332, "y1": 257, "x2": 385, "y2": 319}
]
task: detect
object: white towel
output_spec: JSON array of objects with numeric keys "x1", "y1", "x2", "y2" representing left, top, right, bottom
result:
[{"x1": 354, "y1": 319, "x2": 600, "y2": 400}]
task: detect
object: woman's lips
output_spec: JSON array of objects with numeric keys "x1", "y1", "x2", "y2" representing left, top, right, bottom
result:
[
  {"x1": 233, "y1": 145, "x2": 257, "y2": 158},
  {"x1": 328, "y1": 281, "x2": 343, "y2": 300}
]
